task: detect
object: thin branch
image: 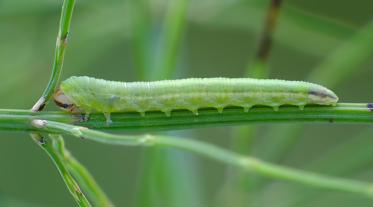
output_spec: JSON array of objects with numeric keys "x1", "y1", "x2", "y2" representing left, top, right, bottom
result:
[
  {"x1": 27, "y1": 1, "x2": 106, "y2": 206},
  {"x1": 1, "y1": 103, "x2": 372, "y2": 132},
  {"x1": 30, "y1": 120, "x2": 373, "y2": 198},
  {"x1": 64, "y1": 151, "x2": 113, "y2": 207},
  {"x1": 31, "y1": 0, "x2": 75, "y2": 112},
  {"x1": 31, "y1": 134, "x2": 91, "y2": 206}
]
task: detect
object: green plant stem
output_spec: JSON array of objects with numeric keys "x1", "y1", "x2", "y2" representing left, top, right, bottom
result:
[
  {"x1": 63, "y1": 144, "x2": 113, "y2": 206},
  {"x1": 31, "y1": 134, "x2": 91, "y2": 206},
  {"x1": 2, "y1": 103, "x2": 372, "y2": 132},
  {"x1": 29, "y1": 120, "x2": 373, "y2": 198},
  {"x1": 28, "y1": 1, "x2": 107, "y2": 206},
  {"x1": 31, "y1": 0, "x2": 75, "y2": 111}
]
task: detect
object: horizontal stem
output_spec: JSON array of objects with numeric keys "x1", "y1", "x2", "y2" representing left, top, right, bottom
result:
[
  {"x1": 30, "y1": 120, "x2": 373, "y2": 198},
  {"x1": 2, "y1": 103, "x2": 373, "y2": 132}
]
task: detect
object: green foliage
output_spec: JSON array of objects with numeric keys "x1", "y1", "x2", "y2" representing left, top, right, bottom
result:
[{"x1": 0, "y1": 0, "x2": 373, "y2": 206}]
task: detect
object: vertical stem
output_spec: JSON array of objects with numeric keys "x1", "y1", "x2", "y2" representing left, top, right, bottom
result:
[
  {"x1": 29, "y1": 1, "x2": 111, "y2": 206},
  {"x1": 32, "y1": 0, "x2": 75, "y2": 111}
]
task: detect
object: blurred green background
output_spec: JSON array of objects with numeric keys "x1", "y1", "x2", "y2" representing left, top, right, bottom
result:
[{"x1": 0, "y1": 0, "x2": 373, "y2": 206}]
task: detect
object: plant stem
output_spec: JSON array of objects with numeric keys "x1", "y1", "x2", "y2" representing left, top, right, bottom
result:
[
  {"x1": 31, "y1": 134, "x2": 91, "y2": 206},
  {"x1": 30, "y1": 120, "x2": 373, "y2": 198},
  {"x1": 60, "y1": 140, "x2": 113, "y2": 206},
  {"x1": 28, "y1": 1, "x2": 108, "y2": 206},
  {"x1": 1, "y1": 103, "x2": 372, "y2": 132},
  {"x1": 31, "y1": 0, "x2": 75, "y2": 112}
]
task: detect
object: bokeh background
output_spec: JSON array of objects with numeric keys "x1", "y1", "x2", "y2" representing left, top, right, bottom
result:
[{"x1": 0, "y1": 0, "x2": 373, "y2": 206}]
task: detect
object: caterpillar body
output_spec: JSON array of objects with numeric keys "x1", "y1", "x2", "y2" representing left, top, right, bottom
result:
[{"x1": 54, "y1": 76, "x2": 338, "y2": 123}]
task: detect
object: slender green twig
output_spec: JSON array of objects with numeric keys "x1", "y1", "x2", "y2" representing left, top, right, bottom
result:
[
  {"x1": 28, "y1": 1, "x2": 111, "y2": 206},
  {"x1": 29, "y1": 120, "x2": 373, "y2": 198},
  {"x1": 30, "y1": 134, "x2": 91, "y2": 206},
  {"x1": 285, "y1": 128, "x2": 373, "y2": 207},
  {"x1": 2, "y1": 103, "x2": 372, "y2": 132},
  {"x1": 57, "y1": 138, "x2": 113, "y2": 206},
  {"x1": 31, "y1": 0, "x2": 75, "y2": 112}
]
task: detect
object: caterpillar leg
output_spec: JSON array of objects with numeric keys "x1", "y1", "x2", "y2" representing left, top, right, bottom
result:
[
  {"x1": 242, "y1": 105, "x2": 253, "y2": 112},
  {"x1": 298, "y1": 105, "x2": 305, "y2": 110},
  {"x1": 77, "y1": 112, "x2": 90, "y2": 122},
  {"x1": 83, "y1": 112, "x2": 90, "y2": 121},
  {"x1": 188, "y1": 108, "x2": 199, "y2": 115},
  {"x1": 103, "y1": 112, "x2": 113, "y2": 125},
  {"x1": 161, "y1": 109, "x2": 172, "y2": 117},
  {"x1": 271, "y1": 105, "x2": 280, "y2": 111}
]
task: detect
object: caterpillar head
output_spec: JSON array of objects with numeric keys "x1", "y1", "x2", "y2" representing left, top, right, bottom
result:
[
  {"x1": 53, "y1": 89, "x2": 78, "y2": 112},
  {"x1": 308, "y1": 88, "x2": 339, "y2": 106}
]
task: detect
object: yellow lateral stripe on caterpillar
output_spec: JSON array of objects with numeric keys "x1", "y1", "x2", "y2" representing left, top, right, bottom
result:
[{"x1": 54, "y1": 76, "x2": 338, "y2": 123}]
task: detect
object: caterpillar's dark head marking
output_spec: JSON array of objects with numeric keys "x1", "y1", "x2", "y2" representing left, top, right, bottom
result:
[
  {"x1": 53, "y1": 89, "x2": 77, "y2": 112},
  {"x1": 367, "y1": 103, "x2": 373, "y2": 112},
  {"x1": 308, "y1": 89, "x2": 338, "y2": 105}
]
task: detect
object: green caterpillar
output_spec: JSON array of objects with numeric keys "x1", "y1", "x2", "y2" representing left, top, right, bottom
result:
[{"x1": 54, "y1": 76, "x2": 338, "y2": 123}]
